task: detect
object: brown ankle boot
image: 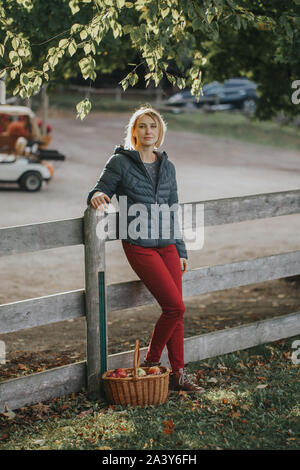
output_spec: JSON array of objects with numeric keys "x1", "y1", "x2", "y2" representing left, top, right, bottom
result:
[{"x1": 169, "y1": 368, "x2": 205, "y2": 393}]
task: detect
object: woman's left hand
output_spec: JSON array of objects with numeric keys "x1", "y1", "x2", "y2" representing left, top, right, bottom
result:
[{"x1": 180, "y1": 258, "x2": 187, "y2": 275}]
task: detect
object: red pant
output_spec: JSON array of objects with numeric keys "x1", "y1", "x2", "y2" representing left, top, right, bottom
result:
[{"x1": 122, "y1": 240, "x2": 185, "y2": 372}]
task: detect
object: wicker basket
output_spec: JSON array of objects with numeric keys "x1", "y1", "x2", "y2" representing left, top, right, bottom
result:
[{"x1": 102, "y1": 339, "x2": 170, "y2": 407}]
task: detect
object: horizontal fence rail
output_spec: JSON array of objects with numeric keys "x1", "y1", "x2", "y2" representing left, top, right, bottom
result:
[
  {"x1": 106, "y1": 312, "x2": 300, "y2": 369},
  {"x1": 0, "y1": 190, "x2": 299, "y2": 256},
  {"x1": 107, "y1": 250, "x2": 300, "y2": 311},
  {"x1": 181, "y1": 312, "x2": 300, "y2": 364},
  {"x1": 0, "y1": 362, "x2": 86, "y2": 413},
  {"x1": 94, "y1": 189, "x2": 300, "y2": 241},
  {"x1": 2, "y1": 249, "x2": 299, "y2": 333},
  {"x1": 197, "y1": 189, "x2": 300, "y2": 226},
  {"x1": 0, "y1": 289, "x2": 85, "y2": 335},
  {"x1": 0, "y1": 217, "x2": 84, "y2": 257}
]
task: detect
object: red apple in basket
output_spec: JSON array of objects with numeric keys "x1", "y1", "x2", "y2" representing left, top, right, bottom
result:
[
  {"x1": 147, "y1": 366, "x2": 161, "y2": 375},
  {"x1": 107, "y1": 371, "x2": 116, "y2": 377},
  {"x1": 115, "y1": 368, "x2": 128, "y2": 378}
]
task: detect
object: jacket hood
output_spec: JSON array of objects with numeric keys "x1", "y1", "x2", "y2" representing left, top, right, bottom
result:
[{"x1": 114, "y1": 145, "x2": 167, "y2": 164}]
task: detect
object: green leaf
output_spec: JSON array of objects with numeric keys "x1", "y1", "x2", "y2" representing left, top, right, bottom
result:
[
  {"x1": 10, "y1": 69, "x2": 18, "y2": 80},
  {"x1": 18, "y1": 48, "x2": 27, "y2": 57},
  {"x1": 171, "y1": 10, "x2": 179, "y2": 21},
  {"x1": 20, "y1": 73, "x2": 29, "y2": 85},
  {"x1": 70, "y1": 23, "x2": 82, "y2": 34},
  {"x1": 13, "y1": 85, "x2": 20, "y2": 95},
  {"x1": 166, "y1": 72, "x2": 176, "y2": 87},
  {"x1": 49, "y1": 54, "x2": 58, "y2": 70},
  {"x1": 0, "y1": 44, "x2": 4, "y2": 57},
  {"x1": 47, "y1": 47, "x2": 56, "y2": 57},
  {"x1": 191, "y1": 78, "x2": 203, "y2": 102},
  {"x1": 189, "y1": 65, "x2": 200, "y2": 79},
  {"x1": 129, "y1": 72, "x2": 139, "y2": 86},
  {"x1": 161, "y1": 7, "x2": 170, "y2": 19},
  {"x1": 84, "y1": 43, "x2": 91, "y2": 54},
  {"x1": 12, "y1": 37, "x2": 20, "y2": 50},
  {"x1": 58, "y1": 38, "x2": 69, "y2": 49},
  {"x1": 20, "y1": 87, "x2": 27, "y2": 99},
  {"x1": 69, "y1": 0, "x2": 80, "y2": 15},
  {"x1": 9, "y1": 51, "x2": 19, "y2": 63},
  {"x1": 68, "y1": 40, "x2": 77, "y2": 57},
  {"x1": 176, "y1": 77, "x2": 186, "y2": 89},
  {"x1": 76, "y1": 98, "x2": 92, "y2": 120},
  {"x1": 120, "y1": 78, "x2": 129, "y2": 91},
  {"x1": 80, "y1": 30, "x2": 88, "y2": 40},
  {"x1": 116, "y1": 0, "x2": 125, "y2": 8},
  {"x1": 79, "y1": 55, "x2": 96, "y2": 80}
]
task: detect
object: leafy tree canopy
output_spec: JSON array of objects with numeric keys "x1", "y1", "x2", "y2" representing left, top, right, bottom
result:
[{"x1": 0, "y1": 0, "x2": 299, "y2": 119}]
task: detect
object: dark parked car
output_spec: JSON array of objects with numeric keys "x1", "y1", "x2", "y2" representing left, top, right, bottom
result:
[
  {"x1": 216, "y1": 78, "x2": 257, "y2": 112},
  {"x1": 165, "y1": 78, "x2": 258, "y2": 113},
  {"x1": 165, "y1": 81, "x2": 223, "y2": 108}
]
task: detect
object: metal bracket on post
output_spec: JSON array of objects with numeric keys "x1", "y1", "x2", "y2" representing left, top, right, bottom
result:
[{"x1": 98, "y1": 270, "x2": 107, "y2": 396}]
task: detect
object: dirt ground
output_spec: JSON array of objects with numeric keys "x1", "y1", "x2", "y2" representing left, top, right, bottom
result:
[{"x1": 1, "y1": 109, "x2": 300, "y2": 380}]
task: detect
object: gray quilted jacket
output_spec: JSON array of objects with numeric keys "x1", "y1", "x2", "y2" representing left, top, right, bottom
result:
[{"x1": 86, "y1": 145, "x2": 188, "y2": 259}]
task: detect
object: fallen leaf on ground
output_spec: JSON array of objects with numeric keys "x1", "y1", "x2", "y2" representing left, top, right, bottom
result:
[
  {"x1": 2, "y1": 407, "x2": 16, "y2": 420},
  {"x1": 207, "y1": 377, "x2": 218, "y2": 383}
]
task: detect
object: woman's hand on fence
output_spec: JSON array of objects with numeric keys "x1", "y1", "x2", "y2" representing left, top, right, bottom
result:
[
  {"x1": 180, "y1": 258, "x2": 187, "y2": 275},
  {"x1": 90, "y1": 191, "x2": 111, "y2": 213}
]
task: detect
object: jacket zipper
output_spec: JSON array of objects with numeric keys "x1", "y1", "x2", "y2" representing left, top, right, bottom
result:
[{"x1": 138, "y1": 155, "x2": 164, "y2": 246}]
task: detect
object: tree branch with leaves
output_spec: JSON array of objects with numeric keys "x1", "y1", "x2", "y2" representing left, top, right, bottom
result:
[{"x1": 0, "y1": 0, "x2": 299, "y2": 119}]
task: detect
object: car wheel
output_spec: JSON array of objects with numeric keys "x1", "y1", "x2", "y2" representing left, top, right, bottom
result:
[
  {"x1": 242, "y1": 99, "x2": 256, "y2": 114},
  {"x1": 19, "y1": 171, "x2": 42, "y2": 192}
]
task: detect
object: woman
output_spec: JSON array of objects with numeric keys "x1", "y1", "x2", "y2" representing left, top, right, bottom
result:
[{"x1": 87, "y1": 105, "x2": 203, "y2": 393}]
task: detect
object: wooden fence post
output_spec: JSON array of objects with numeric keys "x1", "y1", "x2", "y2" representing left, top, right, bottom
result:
[
  {"x1": 155, "y1": 84, "x2": 163, "y2": 105},
  {"x1": 115, "y1": 87, "x2": 121, "y2": 102},
  {"x1": 84, "y1": 206, "x2": 108, "y2": 399}
]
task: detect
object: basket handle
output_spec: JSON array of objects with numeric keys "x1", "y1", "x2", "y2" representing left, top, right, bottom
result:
[{"x1": 133, "y1": 339, "x2": 140, "y2": 380}]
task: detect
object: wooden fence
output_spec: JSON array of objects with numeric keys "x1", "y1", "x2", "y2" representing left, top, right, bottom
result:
[
  {"x1": 67, "y1": 85, "x2": 164, "y2": 103},
  {"x1": 0, "y1": 189, "x2": 300, "y2": 411}
]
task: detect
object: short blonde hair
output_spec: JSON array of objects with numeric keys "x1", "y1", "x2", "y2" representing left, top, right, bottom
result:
[{"x1": 124, "y1": 104, "x2": 167, "y2": 150}]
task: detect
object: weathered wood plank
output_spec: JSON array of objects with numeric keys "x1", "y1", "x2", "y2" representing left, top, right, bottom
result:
[
  {"x1": 0, "y1": 289, "x2": 85, "y2": 335},
  {"x1": 107, "y1": 279, "x2": 155, "y2": 311},
  {"x1": 0, "y1": 217, "x2": 84, "y2": 257},
  {"x1": 99, "y1": 189, "x2": 300, "y2": 242},
  {"x1": 106, "y1": 250, "x2": 300, "y2": 311},
  {"x1": 1, "y1": 191, "x2": 299, "y2": 256},
  {"x1": 106, "y1": 312, "x2": 300, "y2": 369},
  {"x1": 182, "y1": 249, "x2": 300, "y2": 298},
  {"x1": 190, "y1": 189, "x2": 300, "y2": 227},
  {"x1": 183, "y1": 311, "x2": 300, "y2": 363},
  {"x1": 1, "y1": 250, "x2": 299, "y2": 333},
  {"x1": 0, "y1": 361, "x2": 86, "y2": 413},
  {"x1": 84, "y1": 206, "x2": 106, "y2": 399}
]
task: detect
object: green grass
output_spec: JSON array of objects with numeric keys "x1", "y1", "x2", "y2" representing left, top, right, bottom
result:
[
  {"x1": 164, "y1": 111, "x2": 300, "y2": 152},
  {"x1": 1, "y1": 335, "x2": 299, "y2": 450}
]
